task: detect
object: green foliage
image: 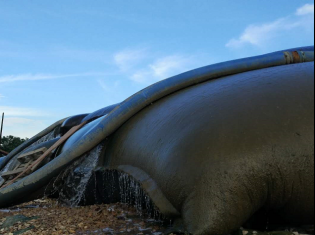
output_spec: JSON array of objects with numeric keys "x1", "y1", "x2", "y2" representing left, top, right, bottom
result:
[{"x1": 0, "y1": 135, "x2": 28, "y2": 156}]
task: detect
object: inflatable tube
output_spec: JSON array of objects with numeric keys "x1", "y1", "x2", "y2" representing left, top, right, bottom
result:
[
  {"x1": 81, "y1": 103, "x2": 120, "y2": 123},
  {"x1": 0, "y1": 137, "x2": 61, "y2": 191},
  {"x1": 0, "y1": 46, "x2": 314, "y2": 213},
  {"x1": 0, "y1": 157, "x2": 4, "y2": 166},
  {"x1": 0, "y1": 118, "x2": 67, "y2": 171},
  {"x1": 105, "y1": 62, "x2": 314, "y2": 234},
  {"x1": 60, "y1": 114, "x2": 89, "y2": 135}
]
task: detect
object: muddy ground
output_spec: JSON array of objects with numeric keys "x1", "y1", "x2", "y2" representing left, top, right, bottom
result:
[{"x1": 0, "y1": 199, "x2": 313, "y2": 235}]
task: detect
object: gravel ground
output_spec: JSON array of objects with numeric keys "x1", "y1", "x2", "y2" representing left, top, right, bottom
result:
[
  {"x1": 0, "y1": 199, "x2": 169, "y2": 235},
  {"x1": 0, "y1": 199, "x2": 313, "y2": 235}
]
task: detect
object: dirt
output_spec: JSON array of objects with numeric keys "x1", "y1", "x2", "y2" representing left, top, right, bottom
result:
[
  {"x1": 0, "y1": 199, "x2": 313, "y2": 235},
  {"x1": 0, "y1": 199, "x2": 169, "y2": 235}
]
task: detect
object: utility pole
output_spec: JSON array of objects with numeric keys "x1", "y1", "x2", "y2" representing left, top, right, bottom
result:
[{"x1": 0, "y1": 113, "x2": 4, "y2": 150}]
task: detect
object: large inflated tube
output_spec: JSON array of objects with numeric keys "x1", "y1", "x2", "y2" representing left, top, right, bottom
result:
[
  {"x1": 0, "y1": 118, "x2": 67, "y2": 172},
  {"x1": 0, "y1": 157, "x2": 5, "y2": 166},
  {"x1": 0, "y1": 46, "x2": 314, "y2": 207},
  {"x1": 60, "y1": 114, "x2": 89, "y2": 135},
  {"x1": 81, "y1": 103, "x2": 120, "y2": 123}
]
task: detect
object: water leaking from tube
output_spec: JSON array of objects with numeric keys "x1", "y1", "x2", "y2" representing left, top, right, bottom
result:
[
  {"x1": 31, "y1": 130, "x2": 57, "y2": 147},
  {"x1": 56, "y1": 144, "x2": 103, "y2": 206},
  {"x1": 105, "y1": 170, "x2": 163, "y2": 221}
]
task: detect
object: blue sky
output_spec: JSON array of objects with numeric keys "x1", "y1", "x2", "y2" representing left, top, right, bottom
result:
[{"x1": 0, "y1": 0, "x2": 314, "y2": 138}]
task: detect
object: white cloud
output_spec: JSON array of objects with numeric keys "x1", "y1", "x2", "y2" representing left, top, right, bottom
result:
[
  {"x1": 0, "y1": 107, "x2": 49, "y2": 137},
  {"x1": 0, "y1": 94, "x2": 4, "y2": 99},
  {"x1": 0, "y1": 72, "x2": 106, "y2": 83},
  {"x1": 5, "y1": 117, "x2": 36, "y2": 125},
  {"x1": 0, "y1": 106, "x2": 47, "y2": 117},
  {"x1": 296, "y1": 3, "x2": 314, "y2": 16},
  {"x1": 114, "y1": 49, "x2": 147, "y2": 71},
  {"x1": 131, "y1": 55, "x2": 194, "y2": 84},
  {"x1": 96, "y1": 79, "x2": 124, "y2": 104},
  {"x1": 97, "y1": 79, "x2": 110, "y2": 92},
  {"x1": 1, "y1": 117, "x2": 46, "y2": 138},
  {"x1": 97, "y1": 79, "x2": 121, "y2": 92},
  {"x1": 150, "y1": 56, "x2": 190, "y2": 78},
  {"x1": 226, "y1": 18, "x2": 289, "y2": 48},
  {"x1": 226, "y1": 4, "x2": 314, "y2": 48},
  {"x1": 113, "y1": 48, "x2": 210, "y2": 84},
  {"x1": 131, "y1": 70, "x2": 153, "y2": 84}
]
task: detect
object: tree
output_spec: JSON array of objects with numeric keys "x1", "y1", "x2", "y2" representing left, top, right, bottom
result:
[{"x1": 0, "y1": 135, "x2": 28, "y2": 156}]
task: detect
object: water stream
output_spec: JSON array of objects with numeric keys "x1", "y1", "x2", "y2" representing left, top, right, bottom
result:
[
  {"x1": 30, "y1": 130, "x2": 57, "y2": 147},
  {"x1": 56, "y1": 144, "x2": 103, "y2": 206},
  {"x1": 42, "y1": 141, "x2": 169, "y2": 234},
  {"x1": 47, "y1": 141, "x2": 162, "y2": 220},
  {"x1": 1, "y1": 135, "x2": 170, "y2": 233},
  {"x1": 117, "y1": 172, "x2": 159, "y2": 219}
]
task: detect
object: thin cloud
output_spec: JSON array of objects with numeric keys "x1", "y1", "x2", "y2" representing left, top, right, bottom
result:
[
  {"x1": 296, "y1": 3, "x2": 314, "y2": 16},
  {"x1": 97, "y1": 79, "x2": 121, "y2": 92},
  {"x1": 96, "y1": 79, "x2": 123, "y2": 104},
  {"x1": 98, "y1": 79, "x2": 110, "y2": 92},
  {"x1": 0, "y1": 94, "x2": 4, "y2": 99},
  {"x1": 131, "y1": 70, "x2": 152, "y2": 84},
  {"x1": 2, "y1": 117, "x2": 46, "y2": 138},
  {"x1": 0, "y1": 106, "x2": 47, "y2": 117},
  {"x1": 0, "y1": 72, "x2": 108, "y2": 83},
  {"x1": 114, "y1": 48, "x2": 148, "y2": 71},
  {"x1": 4, "y1": 117, "x2": 44, "y2": 125},
  {"x1": 150, "y1": 56, "x2": 191, "y2": 78},
  {"x1": 131, "y1": 55, "x2": 194, "y2": 84},
  {"x1": 226, "y1": 4, "x2": 314, "y2": 48},
  {"x1": 113, "y1": 48, "x2": 211, "y2": 84}
]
